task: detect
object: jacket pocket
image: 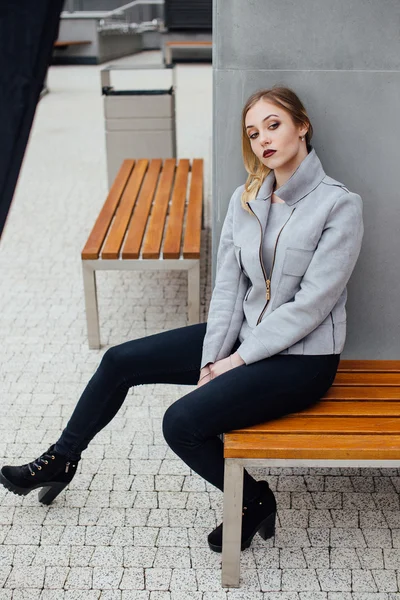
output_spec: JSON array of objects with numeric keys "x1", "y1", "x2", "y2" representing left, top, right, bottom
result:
[
  {"x1": 282, "y1": 247, "x2": 314, "y2": 277},
  {"x1": 244, "y1": 285, "x2": 252, "y2": 301},
  {"x1": 234, "y1": 245, "x2": 249, "y2": 277}
]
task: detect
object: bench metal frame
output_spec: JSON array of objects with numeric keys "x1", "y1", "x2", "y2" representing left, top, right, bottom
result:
[
  {"x1": 82, "y1": 257, "x2": 200, "y2": 349},
  {"x1": 222, "y1": 456, "x2": 400, "y2": 588}
]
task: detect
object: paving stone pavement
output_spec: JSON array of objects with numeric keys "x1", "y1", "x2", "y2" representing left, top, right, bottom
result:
[{"x1": 1, "y1": 51, "x2": 400, "y2": 599}]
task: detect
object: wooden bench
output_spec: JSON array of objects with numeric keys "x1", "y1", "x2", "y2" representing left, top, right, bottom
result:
[
  {"x1": 164, "y1": 40, "x2": 212, "y2": 66},
  {"x1": 81, "y1": 158, "x2": 203, "y2": 349},
  {"x1": 54, "y1": 40, "x2": 92, "y2": 49},
  {"x1": 221, "y1": 359, "x2": 400, "y2": 587}
]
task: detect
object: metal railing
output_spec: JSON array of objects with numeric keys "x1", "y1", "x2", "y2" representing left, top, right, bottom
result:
[
  {"x1": 63, "y1": 0, "x2": 164, "y2": 34},
  {"x1": 99, "y1": 0, "x2": 164, "y2": 34}
]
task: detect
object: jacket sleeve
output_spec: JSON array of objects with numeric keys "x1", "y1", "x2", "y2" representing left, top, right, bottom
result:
[
  {"x1": 200, "y1": 188, "x2": 247, "y2": 368},
  {"x1": 237, "y1": 191, "x2": 364, "y2": 364}
]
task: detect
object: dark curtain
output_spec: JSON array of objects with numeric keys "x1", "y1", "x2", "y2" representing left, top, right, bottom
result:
[{"x1": 0, "y1": 0, "x2": 63, "y2": 239}]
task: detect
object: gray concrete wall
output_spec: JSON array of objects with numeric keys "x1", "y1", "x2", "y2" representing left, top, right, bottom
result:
[{"x1": 213, "y1": 0, "x2": 400, "y2": 359}]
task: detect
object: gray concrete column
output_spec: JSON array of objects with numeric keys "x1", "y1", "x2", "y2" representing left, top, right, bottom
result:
[{"x1": 212, "y1": 0, "x2": 400, "y2": 358}]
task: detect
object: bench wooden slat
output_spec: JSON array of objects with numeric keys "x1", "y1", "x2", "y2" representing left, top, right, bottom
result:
[
  {"x1": 224, "y1": 433, "x2": 400, "y2": 459},
  {"x1": 82, "y1": 160, "x2": 135, "y2": 260},
  {"x1": 299, "y1": 400, "x2": 400, "y2": 416},
  {"x1": 324, "y1": 386, "x2": 400, "y2": 400},
  {"x1": 101, "y1": 160, "x2": 148, "y2": 259},
  {"x1": 333, "y1": 372, "x2": 400, "y2": 386},
  {"x1": 163, "y1": 159, "x2": 190, "y2": 259},
  {"x1": 166, "y1": 41, "x2": 212, "y2": 47},
  {"x1": 142, "y1": 159, "x2": 176, "y2": 259},
  {"x1": 122, "y1": 160, "x2": 162, "y2": 259},
  {"x1": 183, "y1": 159, "x2": 203, "y2": 259},
  {"x1": 338, "y1": 360, "x2": 400, "y2": 372},
  {"x1": 234, "y1": 415, "x2": 400, "y2": 434},
  {"x1": 54, "y1": 40, "x2": 91, "y2": 48}
]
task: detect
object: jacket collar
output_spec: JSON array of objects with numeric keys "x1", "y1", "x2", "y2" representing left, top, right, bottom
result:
[{"x1": 255, "y1": 147, "x2": 326, "y2": 206}]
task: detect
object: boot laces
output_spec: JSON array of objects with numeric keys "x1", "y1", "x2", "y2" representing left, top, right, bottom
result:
[{"x1": 28, "y1": 451, "x2": 55, "y2": 476}]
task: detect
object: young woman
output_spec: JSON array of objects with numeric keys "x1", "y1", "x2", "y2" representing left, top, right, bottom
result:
[{"x1": 0, "y1": 86, "x2": 364, "y2": 553}]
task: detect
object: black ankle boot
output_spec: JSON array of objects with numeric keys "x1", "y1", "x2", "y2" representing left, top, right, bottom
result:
[
  {"x1": 208, "y1": 480, "x2": 276, "y2": 553},
  {"x1": 0, "y1": 445, "x2": 79, "y2": 505}
]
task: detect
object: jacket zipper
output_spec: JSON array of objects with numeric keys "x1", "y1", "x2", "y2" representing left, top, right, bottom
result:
[{"x1": 247, "y1": 204, "x2": 296, "y2": 325}]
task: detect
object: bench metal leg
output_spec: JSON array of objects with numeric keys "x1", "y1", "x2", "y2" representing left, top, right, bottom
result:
[
  {"x1": 221, "y1": 460, "x2": 244, "y2": 588},
  {"x1": 187, "y1": 261, "x2": 200, "y2": 324},
  {"x1": 82, "y1": 262, "x2": 100, "y2": 349}
]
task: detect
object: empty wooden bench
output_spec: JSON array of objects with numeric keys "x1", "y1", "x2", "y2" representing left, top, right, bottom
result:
[
  {"x1": 81, "y1": 158, "x2": 203, "y2": 349},
  {"x1": 54, "y1": 40, "x2": 92, "y2": 49},
  {"x1": 221, "y1": 360, "x2": 400, "y2": 587},
  {"x1": 164, "y1": 40, "x2": 212, "y2": 65}
]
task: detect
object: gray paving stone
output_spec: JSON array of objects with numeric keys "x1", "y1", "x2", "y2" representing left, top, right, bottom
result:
[
  {"x1": 278, "y1": 509, "x2": 309, "y2": 528},
  {"x1": 317, "y1": 569, "x2": 352, "y2": 591},
  {"x1": 125, "y1": 509, "x2": 150, "y2": 527},
  {"x1": 258, "y1": 569, "x2": 282, "y2": 591},
  {"x1": 121, "y1": 593, "x2": 149, "y2": 600},
  {"x1": 4, "y1": 525, "x2": 41, "y2": 545},
  {"x1": 281, "y1": 569, "x2": 320, "y2": 591},
  {"x1": 147, "y1": 510, "x2": 169, "y2": 528},
  {"x1": 302, "y1": 548, "x2": 330, "y2": 569},
  {"x1": 154, "y1": 548, "x2": 191, "y2": 569},
  {"x1": 371, "y1": 570, "x2": 398, "y2": 592},
  {"x1": 43, "y1": 565, "x2": 70, "y2": 588},
  {"x1": 352, "y1": 569, "x2": 379, "y2": 592},
  {"x1": 363, "y1": 528, "x2": 393, "y2": 548},
  {"x1": 169, "y1": 569, "x2": 197, "y2": 590},
  {"x1": 119, "y1": 568, "x2": 145, "y2": 590},
  {"x1": 0, "y1": 546, "x2": 14, "y2": 566},
  {"x1": 290, "y1": 493, "x2": 315, "y2": 510},
  {"x1": 124, "y1": 547, "x2": 157, "y2": 569},
  {"x1": 64, "y1": 567, "x2": 93, "y2": 589},
  {"x1": 330, "y1": 548, "x2": 361, "y2": 569},
  {"x1": 92, "y1": 567, "x2": 124, "y2": 589},
  {"x1": 85, "y1": 526, "x2": 115, "y2": 546},
  {"x1": 157, "y1": 527, "x2": 188, "y2": 547},
  {"x1": 170, "y1": 593, "x2": 203, "y2": 600},
  {"x1": 330, "y1": 510, "x2": 359, "y2": 528},
  {"x1": 69, "y1": 546, "x2": 95, "y2": 567},
  {"x1": 274, "y1": 529, "x2": 310, "y2": 548},
  {"x1": 4, "y1": 565, "x2": 45, "y2": 588},
  {"x1": 99, "y1": 592, "x2": 122, "y2": 600},
  {"x1": 252, "y1": 548, "x2": 280, "y2": 569},
  {"x1": 307, "y1": 528, "x2": 331, "y2": 547},
  {"x1": 33, "y1": 545, "x2": 71, "y2": 566},
  {"x1": 0, "y1": 567, "x2": 12, "y2": 588},
  {"x1": 342, "y1": 493, "x2": 377, "y2": 510},
  {"x1": 65, "y1": 592, "x2": 101, "y2": 600},
  {"x1": 40, "y1": 590, "x2": 66, "y2": 600},
  {"x1": 330, "y1": 528, "x2": 367, "y2": 548},
  {"x1": 356, "y1": 548, "x2": 384, "y2": 569},
  {"x1": 90, "y1": 546, "x2": 123, "y2": 567},
  {"x1": 308, "y1": 510, "x2": 334, "y2": 528},
  {"x1": 144, "y1": 569, "x2": 172, "y2": 591},
  {"x1": 279, "y1": 549, "x2": 307, "y2": 569},
  {"x1": 110, "y1": 526, "x2": 135, "y2": 546},
  {"x1": 11, "y1": 545, "x2": 38, "y2": 566}
]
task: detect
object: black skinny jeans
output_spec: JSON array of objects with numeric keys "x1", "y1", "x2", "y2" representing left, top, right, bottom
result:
[{"x1": 55, "y1": 323, "x2": 340, "y2": 503}]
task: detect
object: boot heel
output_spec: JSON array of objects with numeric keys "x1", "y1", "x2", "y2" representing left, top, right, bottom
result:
[
  {"x1": 258, "y1": 511, "x2": 276, "y2": 540},
  {"x1": 38, "y1": 483, "x2": 67, "y2": 505}
]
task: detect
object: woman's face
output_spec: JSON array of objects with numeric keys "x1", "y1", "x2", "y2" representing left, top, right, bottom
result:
[{"x1": 245, "y1": 98, "x2": 308, "y2": 170}]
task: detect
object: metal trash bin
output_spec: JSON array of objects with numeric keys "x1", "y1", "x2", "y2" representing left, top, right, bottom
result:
[{"x1": 101, "y1": 64, "x2": 176, "y2": 187}]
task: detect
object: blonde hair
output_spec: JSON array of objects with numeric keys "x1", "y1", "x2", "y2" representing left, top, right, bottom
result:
[{"x1": 241, "y1": 86, "x2": 313, "y2": 212}]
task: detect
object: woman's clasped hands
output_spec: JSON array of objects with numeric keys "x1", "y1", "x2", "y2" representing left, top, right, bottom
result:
[{"x1": 197, "y1": 351, "x2": 245, "y2": 387}]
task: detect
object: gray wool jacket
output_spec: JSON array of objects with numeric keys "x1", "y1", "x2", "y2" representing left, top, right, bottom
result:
[{"x1": 200, "y1": 148, "x2": 364, "y2": 368}]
